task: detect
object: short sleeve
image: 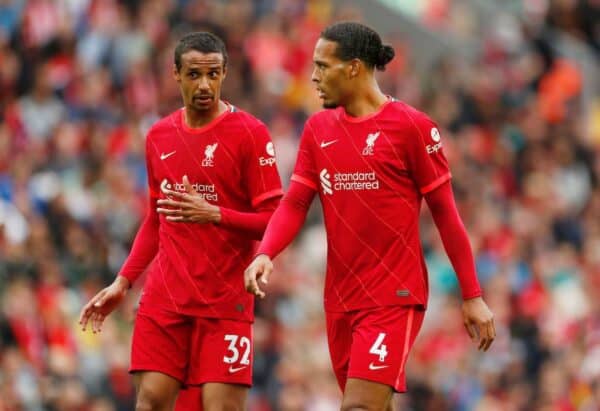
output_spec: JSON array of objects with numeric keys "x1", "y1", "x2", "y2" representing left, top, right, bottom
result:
[
  {"x1": 290, "y1": 120, "x2": 319, "y2": 191},
  {"x1": 243, "y1": 123, "x2": 284, "y2": 208},
  {"x1": 406, "y1": 114, "x2": 451, "y2": 195}
]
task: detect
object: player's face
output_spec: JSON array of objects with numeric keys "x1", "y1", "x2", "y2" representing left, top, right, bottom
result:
[
  {"x1": 174, "y1": 50, "x2": 226, "y2": 113},
  {"x1": 311, "y1": 38, "x2": 353, "y2": 109}
]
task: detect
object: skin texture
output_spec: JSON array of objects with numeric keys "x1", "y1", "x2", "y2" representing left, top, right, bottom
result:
[
  {"x1": 80, "y1": 48, "x2": 250, "y2": 411},
  {"x1": 245, "y1": 37, "x2": 496, "y2": 411}
]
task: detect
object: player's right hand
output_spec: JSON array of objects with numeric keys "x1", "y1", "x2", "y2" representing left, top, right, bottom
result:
[
  {"x1": 79, "y1": 276, "x2": 130, "y2": 333},
  {"x1": 244, "y1": 254, "x2": 273, "y2": 298}
]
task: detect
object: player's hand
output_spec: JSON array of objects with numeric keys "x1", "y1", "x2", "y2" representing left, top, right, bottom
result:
[
  {"x1": 79, "y1": 276, "x2": 130, "y2": 333},
  {"x1": 157, "y1": 175, "x2": 221, "y2": 224},
  {"x1": 244, "y1": 254, "x2": 273, "y2": 298},
  {"x1": 462, "y1": 296, "x2": 495, "y2": 351}
]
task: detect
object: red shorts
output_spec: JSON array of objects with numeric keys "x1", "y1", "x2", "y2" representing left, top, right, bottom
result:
[
  {"x1": 326, "y1": 305, "x2": 425, "y2": 393},
  {"x1": 130, "y1": 309, "x2": 253, "y2": 387}
]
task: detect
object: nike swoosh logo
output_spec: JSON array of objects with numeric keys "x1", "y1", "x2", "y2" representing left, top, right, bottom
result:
[
  {"x1": 228, "y1": 365, "x2": 247, "y2": 373},
  {"x1": 320, "y1": 140, "x2": 338, "y2": 148},
  {"x1": 160, "y1": 151, "x2": 176, "y2": 160},
  {"x1": 368, "y1": 363, "x2": 389, "y2": 370}
]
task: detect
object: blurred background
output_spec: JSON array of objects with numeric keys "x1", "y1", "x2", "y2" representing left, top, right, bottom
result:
[{"x1": 0, "y1": 0, "x2": 599, "y2": 410}]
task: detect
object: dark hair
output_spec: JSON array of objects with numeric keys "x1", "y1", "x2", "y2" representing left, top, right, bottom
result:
[
  {"x1": 320, "y1": 22, "x2": 395, "y2": 71},
  {"x1": 174, "y1": 32, "x2": 228, "y2": 71}
]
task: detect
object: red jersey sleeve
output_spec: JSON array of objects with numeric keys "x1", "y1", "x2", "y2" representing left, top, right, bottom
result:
[
  {"x1": 290, "y1": 119, "x2": 318, "y2": 191},
  {"x1": 243, "y1": 123, "x2": 283, "y2": 207},
  {"x1": 405, "y1": 113, "x2": 451, "y2": 195}
]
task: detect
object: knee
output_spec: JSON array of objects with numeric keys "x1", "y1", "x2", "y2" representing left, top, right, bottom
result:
[
  {"x1": 341, "y1": 401, "x2": 384, "y2": 411},
  {"x1": 136, "y1": 388, "x2": 173, "y2": 411},
  {"x1": 204, "y1": 398, "x2": 244, "y2": 411},
  {"x1": 204, "y1": 398, "x2": 245, "y2": 411}
]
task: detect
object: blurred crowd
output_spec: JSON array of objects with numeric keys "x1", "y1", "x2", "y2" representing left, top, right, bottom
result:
[{"x1": 0, "y1": 0, "x2": 599, "y2": 410}]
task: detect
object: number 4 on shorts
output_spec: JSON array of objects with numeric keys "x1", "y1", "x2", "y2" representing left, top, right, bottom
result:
[{"x1": 369, "y1": 332, "x2": 388, "y2": 362}]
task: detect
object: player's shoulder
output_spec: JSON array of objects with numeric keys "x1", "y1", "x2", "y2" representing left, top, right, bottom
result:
[
  {"x1": 306, "y1": 108, "x2": 339, "y2": 125},
  {"x1": 146, "y1": 109, "x2": 181, "y2": 140},
  {"x1": 388, "y1": 99, "x2": 434, "y2": 126},
  {"x1": 227, "y1": 105, "x2": 267, "y2": 131}
]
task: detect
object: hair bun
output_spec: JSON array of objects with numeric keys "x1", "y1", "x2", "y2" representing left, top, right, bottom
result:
[{"x1": 376, "y1": 44, "x2": 395, "y2": 71}]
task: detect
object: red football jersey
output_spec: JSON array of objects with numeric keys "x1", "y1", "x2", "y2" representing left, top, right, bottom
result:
[
  {"x1": 291, "y1": 99, "x2": 450, "y2": 311},
  {"x1": 141, "y1": 105, "x2": 283, "y2": 321}
]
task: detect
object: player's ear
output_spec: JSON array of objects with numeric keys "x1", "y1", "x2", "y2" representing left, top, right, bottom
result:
[
  {"x1": 173, "y1": 64, "x2": 181, "y2": 83},
  {"x1": 348, "y1": 59, "x2": 360, "y2": 79}
]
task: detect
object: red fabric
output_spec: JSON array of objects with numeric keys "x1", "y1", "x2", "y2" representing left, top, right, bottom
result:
[
  {"x1": 139, "y1": 106, "x2": 282, "y2": 321},
  {"x1": 257, "y1": 181, "x2": 315, "y2": 258},
  {"x1": 290, "y1": 100, "x2": 451, "y2": 311},
  {"x1": 424, "y1": 181, "x2": 482, "y2": 300},
  {"x1": 219, "y1": 195, "x2": 281, "y2": 240},
  {"x1": 130, "y1": 310, "x2": 252, "y2": 386},
  {"x1": 117, "y1": 195, "x2": 159, "y2": 285},
  {"x1": 327, "y1": 306, "x2": 425, "y2": 393}
]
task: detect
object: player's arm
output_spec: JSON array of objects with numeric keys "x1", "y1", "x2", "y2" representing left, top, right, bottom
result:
[
  {"x1": 80, "y1": 135, "x2": 160, "y2": 333},
  {"x1": 244, "y1": 181, "x2": 316, "y2": 298},
  {"x1": 424, "y1": 181, "x2": 495, "y2": 351},
  {"x1": 79, "y1": 194, "x2": 159, "y2": 333},
  {"x1": 156, "y1": 175, "x2": 281, "y2": 239}
]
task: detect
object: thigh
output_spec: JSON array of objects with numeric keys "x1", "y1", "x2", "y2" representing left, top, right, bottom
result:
[
  {"x1": 326, "y1": 310, "x2": 354, "y2": 392},
  {"x1": 202, "y1": 383, "x2": 248, "y2": 411},
  {"x1": 187, "y1": 318, "x2": 253, "y2": 387},
  {"x1": 348, "y1": 306, "x2": 424, "y2": 393},
  {"x1": 131, "y1": 310, "x2": 193, "y2": 384}
]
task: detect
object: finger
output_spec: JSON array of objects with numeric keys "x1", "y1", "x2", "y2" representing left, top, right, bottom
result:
[
  {"x1": 95, "y1": 314, "x2": 105, "y2": 333},
  {"x1": 260, "y1": 264, "x2": 273, "y2": 284},
  {"x1": 166, "y1": 216, "x2": 189, "y2": 222},
  {"x1": 245, "y1": 267, "x2": 263, "y2": 297},
  {"x1": 160, "y1": 187, "x2": 190, "y2": 200},
  {"x1": 157, "y1": 207, "x2": 190, "y2": 216},
  {"x1": 478, "y1": 323, "x2": 491, "y2": 351},
  {"x1": 80, "y1": 307, "x2": 93, "y2": 330},
  {"x1": 156, "y1": 199, "x2": 188, "y2": 209},
  {"x1": 183, "y1": 175, "x2": 196, "y2": 194},
  {"x1": 464, "y1": 321, "x2": 476, "y2": 341},
  {"x1": 483, "y1": 322, "x2": 495, "y2": 351},
  {"x1": 93, "y1": 291, "x2": 109, "y2": 308}
]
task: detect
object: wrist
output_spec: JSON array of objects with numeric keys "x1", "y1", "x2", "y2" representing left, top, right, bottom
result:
[
  {"x1": 212, "y1": 205, "x2": 222, "y2": 224},
  {"x1": 115, "y1": 275, "x2": 131, "y2": 290}
]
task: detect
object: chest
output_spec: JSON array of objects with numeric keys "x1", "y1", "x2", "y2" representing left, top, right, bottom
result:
[
  {"x1": 150, "y1": 133, "x2": 244, "y2": 188},
  {"x1": 312, "y1": 124, "x2": 408, "y2": 175}
]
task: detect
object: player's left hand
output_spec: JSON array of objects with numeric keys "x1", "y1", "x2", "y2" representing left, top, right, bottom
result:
[
  {"x1": 462, "y1": 296, "x2": 495, "y2": 351},
  {"x1": 157, "y1": 175, "x2": 221, "y2": 224}
]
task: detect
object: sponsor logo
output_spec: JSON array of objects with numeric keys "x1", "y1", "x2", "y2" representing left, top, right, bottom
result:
[
  {"x1": 320, "y1": 139, "x2": 338, "y2": 148},
  {"x1": 202, "y1": 143, "x2": 218, "y2": 167},
  {"x1": 320, "y1": 169, "x2": 333, "y2": 195},
  {"x1": 160, "y1": 150, "x2": 176, "y2": 160},
  {"x1": 228, "y1": 365, "x2": 247, "y2": 374},
  {"x1": 160, "y1": 179, "x2": 218, "y2": 202},
  {"x1": 426, "y1": 128, "x2": 442, "y2": 154},
  {"x1": 319, "y1": 168, "x2": 381, "y2": 195},
  {"x1": 266, "y1": 141, "x2": 275, "y2": 156},
  {"x1": 368, "y1": 363, "x2": 389, "y2": 370},
  {"x1": 259, "y1": 142, "x2": 276, "y2": 166},
  {"x1": 362, "y1": 131, "x2": 380, "y2": 155}
]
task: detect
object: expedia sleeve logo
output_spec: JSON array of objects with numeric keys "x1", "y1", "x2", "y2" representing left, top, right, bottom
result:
[
  {"x1": 426, "y1": 128, "x2": 442, "y2": 154},
  {"x1": 259, "y1": 141, "x2": 276, "y2": 166}
]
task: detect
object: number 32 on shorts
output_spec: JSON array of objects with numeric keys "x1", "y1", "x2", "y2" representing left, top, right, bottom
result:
[{"x1": 223, "y1": 334, "x2": 251, "y2": 369}]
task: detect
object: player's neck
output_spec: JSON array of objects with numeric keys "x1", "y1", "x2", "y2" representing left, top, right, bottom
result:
[
  {"x1": 184, "y1": 100, "x2": 228, "y2": 128},
  {"x1": 342, "y1": 84, "x2": 388, "y2": 118}
]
